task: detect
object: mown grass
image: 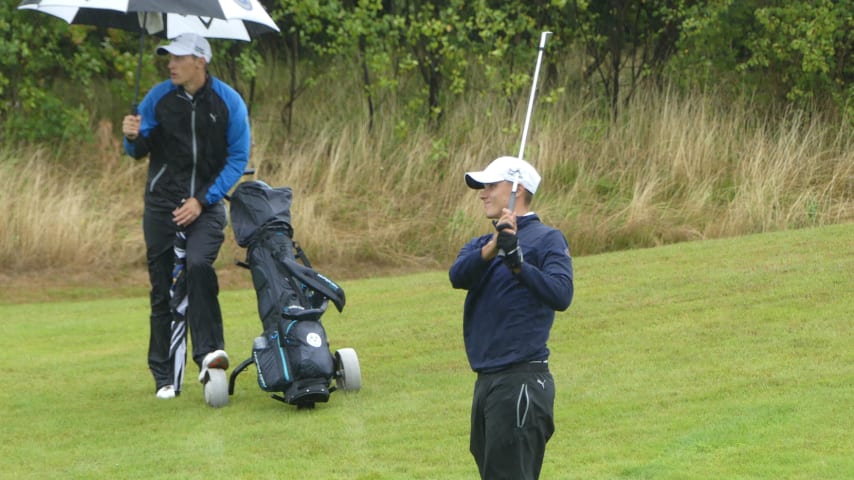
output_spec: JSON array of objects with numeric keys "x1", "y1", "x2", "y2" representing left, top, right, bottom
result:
[{"x1": 1, "y1": 223, "x2": 851, "y2": 479}]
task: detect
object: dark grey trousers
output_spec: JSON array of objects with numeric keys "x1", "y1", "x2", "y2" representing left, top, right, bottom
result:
[
  {"x1": 470, "y1": 362, "x2": 555, "y2": 480},
  {"x1": 143, "y1": 202, "x2": 226, "y2": 391}
]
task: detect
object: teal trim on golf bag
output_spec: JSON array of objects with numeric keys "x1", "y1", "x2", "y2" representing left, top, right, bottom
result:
[
  {"x1": 274, "y1": 333, "x2": 291, "y2": 383},
  {"x1": 252, "y1": 330, "x2": 292, "y2": 392},
  {"x1": 284, "y1": 320, "x2": 298, "y2": 339}
]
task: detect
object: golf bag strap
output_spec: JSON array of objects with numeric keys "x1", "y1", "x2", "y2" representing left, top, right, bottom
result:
[{"x1": 294, "y1": 241, "x2": 312, "y2": 268}]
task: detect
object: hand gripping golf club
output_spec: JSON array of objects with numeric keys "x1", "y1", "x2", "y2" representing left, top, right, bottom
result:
[{"x1": 509, "y1": 31, "x2": 552, "y2": 213}]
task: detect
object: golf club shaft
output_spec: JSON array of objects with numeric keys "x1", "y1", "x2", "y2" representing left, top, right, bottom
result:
[{"x1": 509, "y1": 31, "x2": 552, "y2": 213}]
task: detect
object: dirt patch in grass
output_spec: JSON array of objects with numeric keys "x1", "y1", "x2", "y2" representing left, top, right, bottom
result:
[{"x1": 0, "y1": 261, "x2": 431, "y2": 305}]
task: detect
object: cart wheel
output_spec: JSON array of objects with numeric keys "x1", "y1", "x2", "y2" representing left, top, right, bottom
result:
[
  {"x1": 204, "y1": 369, "x2": 229, "y2": 408},
  {"x1": 335, "y1": 348, "x2": 361, "y2": 392}
]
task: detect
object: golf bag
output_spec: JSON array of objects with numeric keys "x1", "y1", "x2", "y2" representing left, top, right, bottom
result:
[{"x1": 227, "y1": 180, "x2": 359, "y2": 408}]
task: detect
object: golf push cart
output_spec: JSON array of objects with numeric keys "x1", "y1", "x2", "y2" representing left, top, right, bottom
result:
[{"x1": 207, "y1": 180, "x2": 361, "y2": 409}]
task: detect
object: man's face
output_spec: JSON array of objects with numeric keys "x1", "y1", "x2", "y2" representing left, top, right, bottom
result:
[
  {"x1": 167, "y1": 54, "x2": 204, "y2": 88},
  {"x1": 479, "y1": 181, "x2": 511, "y2": 219}
]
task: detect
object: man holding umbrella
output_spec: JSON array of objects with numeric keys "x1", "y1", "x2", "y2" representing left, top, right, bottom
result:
[
  {"x1": 449, "y1": 156, "x2": 574, "y2": 479},
  {"x1": 122, "y1": 33, "x2": 250, "y2": 401}
]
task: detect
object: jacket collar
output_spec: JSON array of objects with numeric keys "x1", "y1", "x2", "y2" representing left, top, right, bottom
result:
[{"x1": 177, "y1": 73, "x2": 211, "y2": 100}]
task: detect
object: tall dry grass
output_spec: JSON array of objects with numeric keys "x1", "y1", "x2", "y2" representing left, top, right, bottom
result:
[
  {"x1": 248, "y1": 80, "x2": 853, "y2": 267},
  {"x1": 0, "y1": 123, "x2": 145, "y2": 274},
  {"x1": 530, "y1": 88, "x2": 854, "y2": 255},
  {"x1": 1, "y1": 73, "x2": 852, "y2": 283}
]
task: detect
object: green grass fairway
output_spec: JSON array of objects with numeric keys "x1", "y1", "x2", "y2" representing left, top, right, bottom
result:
[{"x1": 1, "y1": 224, "x2": 851, "y2": 479}]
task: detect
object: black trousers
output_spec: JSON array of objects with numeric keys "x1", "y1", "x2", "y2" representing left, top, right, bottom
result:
[
  {"x1": 470, "y1": 362, "x2": 555, "y2": 480},
  {"x1": 143, "y1": 202, "x2": 226, "y2": 391}
]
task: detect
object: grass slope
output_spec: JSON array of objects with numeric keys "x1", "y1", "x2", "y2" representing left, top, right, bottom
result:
[{"x1": 0, "y1": 224, "x2": 851, "y2": 479}]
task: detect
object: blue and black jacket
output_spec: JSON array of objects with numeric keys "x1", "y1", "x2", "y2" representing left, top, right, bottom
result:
[
  {"x1": 449, "y1": 214, "x2": 574, "y2": 372},
  {"x1": 124, "y1": 75, "x2": 250, "y2": 212}
]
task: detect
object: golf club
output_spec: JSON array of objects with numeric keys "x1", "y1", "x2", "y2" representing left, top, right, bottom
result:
[{"x1": 509, "y1": 30, "x2": 552, "y2": 213}]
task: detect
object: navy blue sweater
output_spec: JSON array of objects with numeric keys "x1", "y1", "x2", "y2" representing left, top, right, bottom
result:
[{"x1": 449, "y1": 214, "x2": 574, "y2": 372}]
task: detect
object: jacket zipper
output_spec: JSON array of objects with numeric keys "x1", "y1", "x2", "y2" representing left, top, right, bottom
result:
[
  {"x1": 190, "y1": 101, "x2": 198, "y2": 198},
  {"x1": 149, "y1": 92, "x2": 199, "y2": 197}
]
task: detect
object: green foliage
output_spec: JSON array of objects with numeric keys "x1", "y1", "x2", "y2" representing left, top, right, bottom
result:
[
  {"x1": 0, "y1": 3, "x2": 160, "y2": 142},
  {"x1": 266, "y1": 0, "x2": 576, "y2": 126},
  {"x1": 264, "y1": 0, "x2": 354, "y2": 128},
  {"x1": 668, "y1": 0, "x2": 743, "y2": 86},
  {"x1": 466, "y1": 1, "x2": 560, "y2": 109},
  {"x1": 744, "y1": 1, "x2": 854, "y2": 119},
  {"x1": 672, "y1": 0, "x2": 854, "y2": 122},
  {"x1": 574, "y1": 0, "x2": 697, "y2": 117},
  {"x1": 4, "y1": 0, "x2": 854, "y2": 141},
  {"x1": 396, "y1": 1, "x2": 468, "y2": 121},
  {"x1": 4, "y1": 93, "x2": 92, "y2": 142},
  {"x1": 0, "y1": 6, "x2": 88, "y2": 143}
]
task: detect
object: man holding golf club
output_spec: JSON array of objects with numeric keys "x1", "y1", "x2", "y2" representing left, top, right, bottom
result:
[
  {"x1": 449, "y1": 155, "x2": 574, "y2": 479},
  {"x1": 122, "y1": 33, "x2": 250, "y2": 401}
]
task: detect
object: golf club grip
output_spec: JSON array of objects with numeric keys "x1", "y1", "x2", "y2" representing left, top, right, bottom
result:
[{"x1": 508, "y1": 182, "x2": 518, "y2": 212}]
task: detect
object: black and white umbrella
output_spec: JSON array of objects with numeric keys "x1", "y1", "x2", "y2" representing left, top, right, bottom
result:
[
  {"x1": 169, "y1": 230, "x2": 189, "y2": 395},
  {"x1": 18, "y1": 0, "x2": 280, "y2": 110}
]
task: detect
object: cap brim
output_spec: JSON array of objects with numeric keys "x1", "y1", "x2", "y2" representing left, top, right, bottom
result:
[
  {"x1": 157, "y1": 46, "x2": 176, "y2": 56},
  {"x1": 465, "y1": 174, "x2": 484, "y2": 189},
  {"x1": 465, "y1": 172, "x2": 505, "y2": 190},
  {"x1": 156, "y1": 45, "x2": 194, "y2": 57}
]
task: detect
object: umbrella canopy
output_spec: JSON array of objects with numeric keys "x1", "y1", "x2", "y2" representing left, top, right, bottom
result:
[
  {"x1": 18, "y1": 0, "x2": 280, "y2": 40},
  {"x1": 18, "y1": 0, "x2": 280, "y2": 110},
  {"x1": 18, "y1": 1, "x2": 227, "y2": 18}
]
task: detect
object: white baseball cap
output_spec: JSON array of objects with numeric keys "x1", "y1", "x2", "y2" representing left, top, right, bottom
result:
[
  {"x1": 465, "y1": 156, "x2": 542, "y2": 195},
  {"x1": 156, "y1": 33, "x2": 212, "y2": 64}
]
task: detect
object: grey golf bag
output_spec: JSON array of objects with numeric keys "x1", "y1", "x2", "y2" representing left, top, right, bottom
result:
[{"x1": 227, "y1": 180, "x2": 360, "y2": 408}]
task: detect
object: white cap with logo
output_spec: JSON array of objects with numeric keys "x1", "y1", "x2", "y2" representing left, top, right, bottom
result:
[
  {"x1": 465, "y1": 156, "x2": 542, "y2": 195},
  {"x1": 156, "y1": 33, "x2": 212, "y2": 64}
]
